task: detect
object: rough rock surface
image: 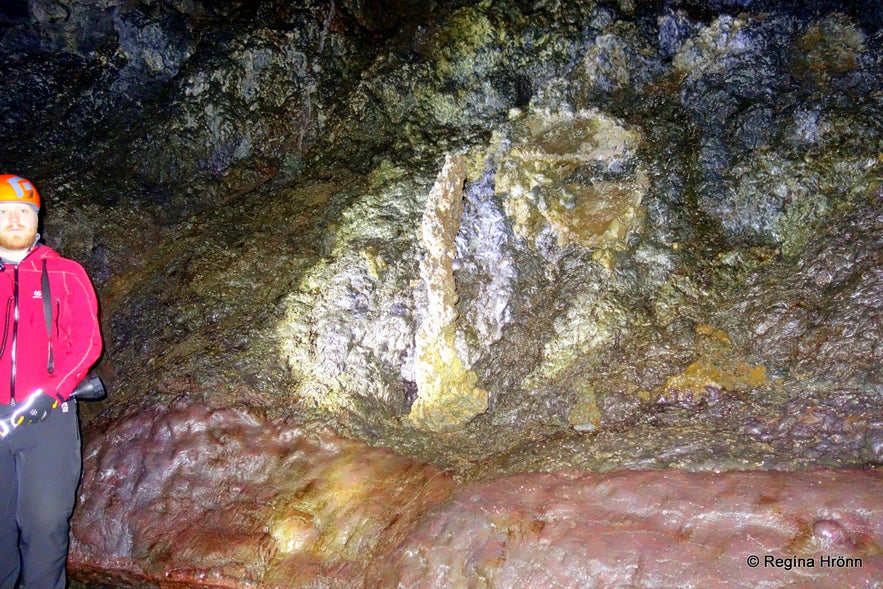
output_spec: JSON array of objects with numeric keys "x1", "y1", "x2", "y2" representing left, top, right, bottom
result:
[
  {"x1": 0, "y1": 0, "x2": 881, "y2": 587},
  {"x1": 409, "y1": 154, "x2": 489, "y2": 432},
  {"x1": 69, "y1": 403, "x2": 883, "y2": 588},
  {"x1": 2, "y1": 0, "x2": 878, "y2": 468},
  {"x1": 70, "y1": 401, "x2": 455, "y2": 588},
  {"x1": 373, "y1": 468, "x2": 883, "y2": 589}
]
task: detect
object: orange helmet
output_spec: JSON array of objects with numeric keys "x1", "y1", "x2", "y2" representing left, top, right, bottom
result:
[{"x1": 0, "y1": 174, "x2": 40, "y2": 211}]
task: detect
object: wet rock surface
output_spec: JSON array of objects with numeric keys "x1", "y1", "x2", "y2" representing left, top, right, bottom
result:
[
  {"x1": 1, "y1": 0, "x2": 881, "y2": 586},
  {"x1": 70, "y1": 401, "x2": 455, "y2": 588},
  {"x1": 374, "y1": 469, "x2": 883, "y2": 589},
  {"x1": 70, "y1": 402, "x2": 883, "y2": 589}
]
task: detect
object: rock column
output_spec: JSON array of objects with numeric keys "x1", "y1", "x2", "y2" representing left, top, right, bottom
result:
[{"x1": 409, "y1": 154, "x2": 488, "y2": 431}]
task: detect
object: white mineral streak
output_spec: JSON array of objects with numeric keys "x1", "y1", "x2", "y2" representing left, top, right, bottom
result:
[{"x1": 409, "y1": 154, "x2": 488, "y2": 431}]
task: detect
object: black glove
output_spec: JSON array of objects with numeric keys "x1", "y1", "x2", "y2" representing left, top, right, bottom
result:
[{"x1": 12, "y1": 391, "x2": 61, "y2": 427}]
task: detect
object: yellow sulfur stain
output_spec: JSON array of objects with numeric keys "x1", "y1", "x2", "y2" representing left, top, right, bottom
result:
[
  {"x1": 659, "y1": 325, "x2": 768, "y2": 405},
  {"x1": 494, "y1": 108, "x2": 648, "y2": 257}
]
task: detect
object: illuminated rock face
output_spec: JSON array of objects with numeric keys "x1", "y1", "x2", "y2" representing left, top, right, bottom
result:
[
  {"x1": 5, "y1": 0, "x2": 874, "y2": 473},
  {"x1": 657, "y1": 324, "x2": 768, "y2": 408},
  {"x1": 2, "y1": 1, "x2": 881, "y2": 586},
  {"x1": 409, "y1": 154, "x2": 488, "y2": 431},
  {"x1": 495, "y1": 109, "x2": 648, "y2": 261}
]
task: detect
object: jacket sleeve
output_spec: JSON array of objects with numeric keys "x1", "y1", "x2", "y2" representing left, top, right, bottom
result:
[{"x1": 52, "y1": 261, "x2": 103, "y2": 400}]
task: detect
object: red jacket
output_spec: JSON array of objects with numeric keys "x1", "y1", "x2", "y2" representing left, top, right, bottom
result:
[{"x1": 0, "y1": 245, "x2": 102, "y2": 404}]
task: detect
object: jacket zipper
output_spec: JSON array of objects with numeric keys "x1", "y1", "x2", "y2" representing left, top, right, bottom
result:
[{"x1": 10, "y1": 265, "x2": 19, "y2": 403}]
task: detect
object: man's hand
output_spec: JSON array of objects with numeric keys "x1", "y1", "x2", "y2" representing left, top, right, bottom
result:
[{"x1": 11, "y1": 391, "x2": 61, "y2": 427}]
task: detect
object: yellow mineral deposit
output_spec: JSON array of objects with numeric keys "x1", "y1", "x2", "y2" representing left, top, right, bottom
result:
[
  {"x1": 269, "y1": 508, "x2": 319, "y2": 555},
  {"x1": 269, "y1": 450, "x2": 388, "y2": 560},
  {"x1": 409, "y1": 154, "x2": 489, "y2": 432},
  {"x1": 659, "y1": 324, "x2": 768, "y2": 405},
  {"x1": 359, "y1": 246, "x2": 387, "y2": 279},
  {"x1": 495, "y1": 108, "x2": 648, "y2": 254},
  {"x1": 568, "y1": 380, "x2": 602, "y2": 432}
]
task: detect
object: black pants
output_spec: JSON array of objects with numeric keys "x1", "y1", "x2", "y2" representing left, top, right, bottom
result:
[{"x1": 0, "y1": 401, "x2": 81, "y2": 589}]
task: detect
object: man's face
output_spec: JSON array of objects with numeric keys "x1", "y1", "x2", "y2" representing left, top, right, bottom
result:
[{"x1": 0, "y1": 203, "x2": 38, "y2": 251}]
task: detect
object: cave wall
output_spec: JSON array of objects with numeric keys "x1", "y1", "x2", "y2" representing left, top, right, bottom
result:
[
  {"x1": 2, "y1": 0, "x2": 881, "y2": 467},
  {"x1": 2, "y1": 0, "x2": 882, "y2": 586}
]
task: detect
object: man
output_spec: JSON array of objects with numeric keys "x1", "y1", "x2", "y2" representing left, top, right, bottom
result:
[{"x1": 0, "y1": 174, "x2": 102, "y2": 589}]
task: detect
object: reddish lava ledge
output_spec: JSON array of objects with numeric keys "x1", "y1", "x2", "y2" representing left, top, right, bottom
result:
[{"x1": 70, "y1": 402, "x2": 881, "y2": 588}]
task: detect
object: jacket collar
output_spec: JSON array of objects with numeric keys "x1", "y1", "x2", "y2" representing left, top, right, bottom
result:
[{"x1": 0, "y1": 238, "x2": 44, "y2": 268}]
